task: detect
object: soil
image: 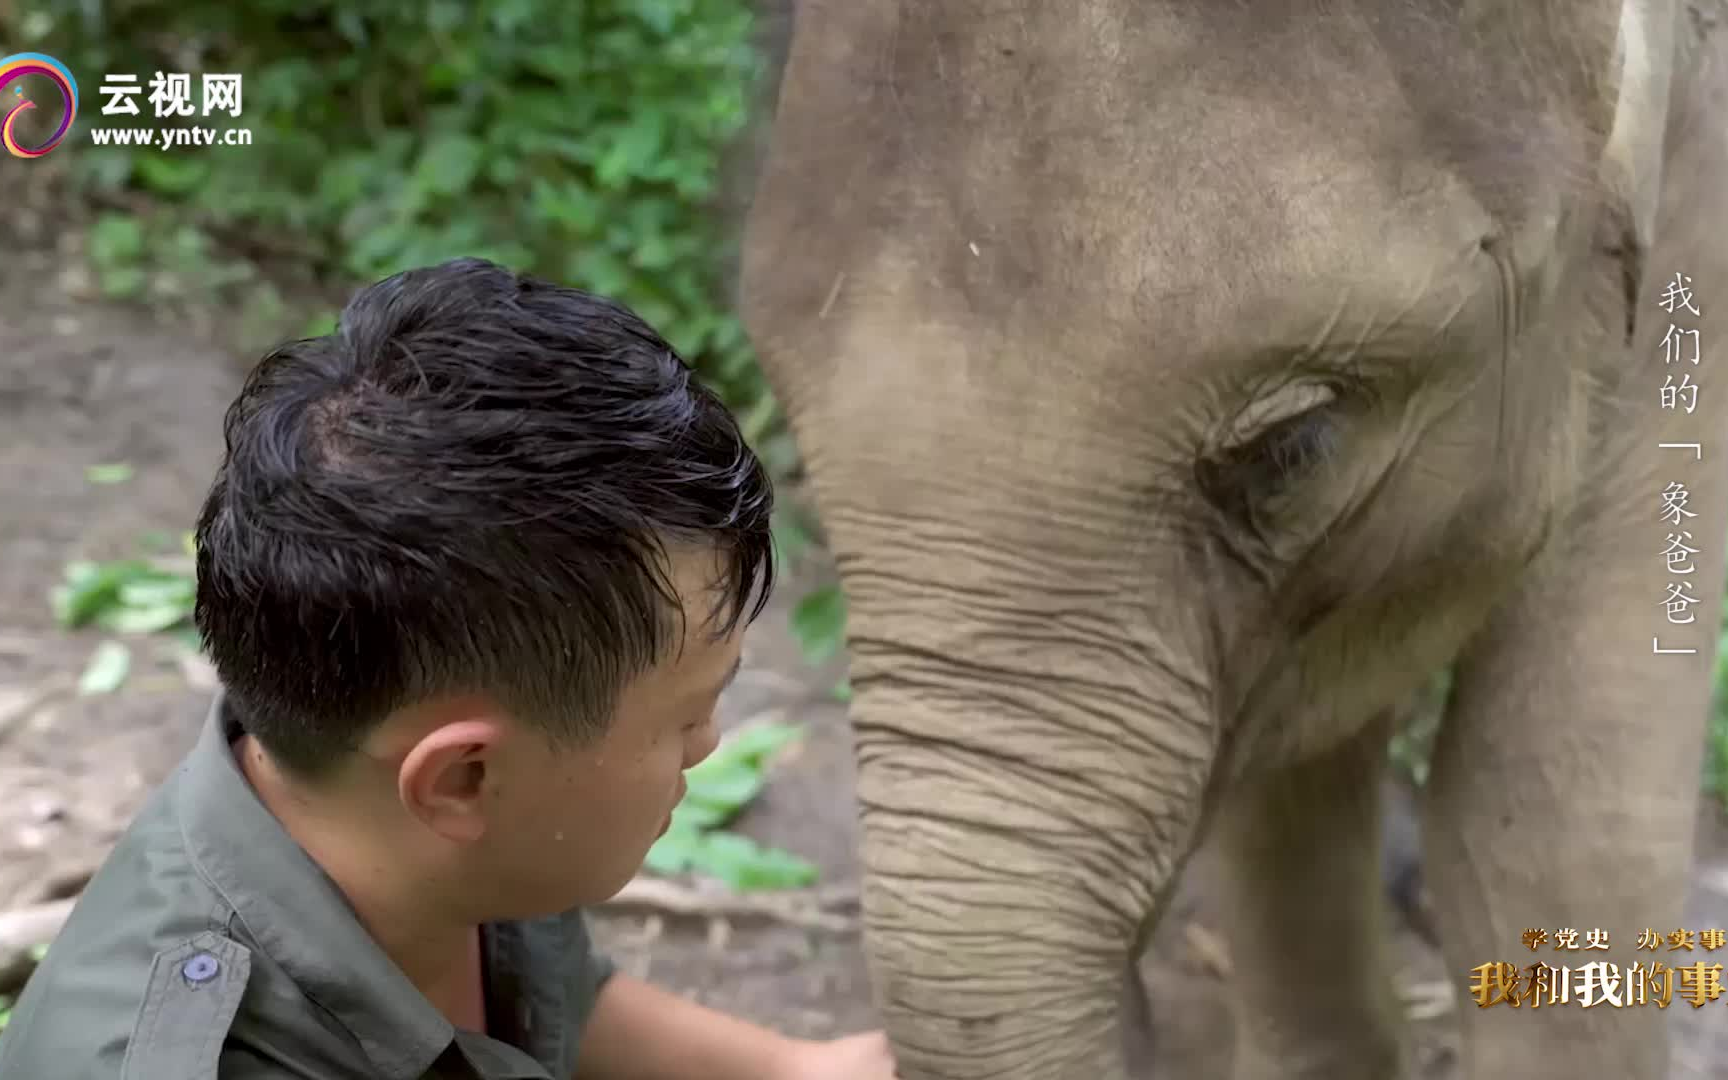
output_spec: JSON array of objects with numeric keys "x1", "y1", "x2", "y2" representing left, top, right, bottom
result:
[{"x1": 3, "y1": 208, "x2": 1728, "y2": 1077}]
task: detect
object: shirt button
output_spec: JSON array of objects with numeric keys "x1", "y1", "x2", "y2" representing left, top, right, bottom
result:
[{"x1": 181, "y1": 951, "x2": 220, "y2": 986}]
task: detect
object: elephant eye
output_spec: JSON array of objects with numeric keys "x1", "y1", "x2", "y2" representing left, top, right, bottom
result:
[
  {"x1": 1195, "y1": 395, "x2": 1342, "y2": 521},
  {"x1": 1246, "y1": 408, "x2": 1338, "y2": 482}
]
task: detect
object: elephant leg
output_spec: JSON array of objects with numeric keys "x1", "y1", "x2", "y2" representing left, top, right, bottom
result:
[
  {"x1": 1421, "y1": 511, "x2": 1726, "y2": 1080},
  {"x1": 1211, "y1": 716, "x2": 1408, "y2": 1080},
  {"x1": 1424, "y1": 36, "x2": 1728, "y2": 1077}
]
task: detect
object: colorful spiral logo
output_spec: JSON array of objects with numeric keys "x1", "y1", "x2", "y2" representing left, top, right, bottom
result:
[{"x1": 0, "y1": 53, "x2": 79, "y2": 159}]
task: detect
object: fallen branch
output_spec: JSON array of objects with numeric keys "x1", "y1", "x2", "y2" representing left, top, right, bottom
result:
[
  {"x1": 0, "y1": 675, "x2": 72, "y2": 746},
  {"x1": 1397, "y1": 978, "x2": 1457, "y2": 1021},
  {"x1": 1180, "y1": 922, "x2": 1233, "y2": 978},
  {"x1": 597, "y1": 877, "x2": 860, "y2": 934}
]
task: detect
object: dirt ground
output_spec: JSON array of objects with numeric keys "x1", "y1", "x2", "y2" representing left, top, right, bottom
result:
[{"x1": 4, "y1": 211, "x2": 1728, "y2": 1076}]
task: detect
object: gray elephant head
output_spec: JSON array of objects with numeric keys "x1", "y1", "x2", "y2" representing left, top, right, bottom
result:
[{"x1": 738, "y1": 2, "x2": 1726, "y2": 1077}]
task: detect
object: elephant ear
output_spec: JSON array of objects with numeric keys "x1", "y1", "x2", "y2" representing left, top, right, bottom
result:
[
  {"x1": 1596, "y1": 0, "x2": 1678, "y2": 254},
  {"x1": 1461, "y1": 0, "x2": 1677, "y2": 249}
]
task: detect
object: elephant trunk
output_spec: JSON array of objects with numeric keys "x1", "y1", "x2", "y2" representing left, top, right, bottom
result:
[
  {"x1": 834, "y1": 527, "x2": 1215, "y2": 1079},
  {"x1": 852, "y1": 737, "x2": 1158, "y2": 1077},
  {"x1": 747, "y1": 311, "x2": 1217, "y2": 1075}
]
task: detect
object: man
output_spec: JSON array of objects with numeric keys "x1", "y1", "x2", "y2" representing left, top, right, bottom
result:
[{"x1": 0, "y1": 259, "x2": 899, "y2": 1079}]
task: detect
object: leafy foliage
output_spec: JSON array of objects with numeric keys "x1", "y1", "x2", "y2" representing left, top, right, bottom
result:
[
  {"x1": 51, "y1": 542, "x2": 197, "y2": 697},
  {"x1": 644, "y1": 721, "x2": 820, "y2": 890},
  {"x1": 12, "y1": 0, "x2": 781, "y2": 430},
  {"x1": 790, "y1": 584, "x2": 847, "y2": 667},
  {"x1": 1705, "y1": 594, "x2": 1728, "y2": 804},
  {"x1": 0, "y1": 945, "x2": 49, "y2": 1031},
  {"x1": 52, "y1": 554, "x2": 196, "y2": 637},
  {"x1": 13, "y1": 5, "x2": 845, "y2": 853},
  {"x1": 49, "y1": 522, "x2": 203, "y2": 696}
]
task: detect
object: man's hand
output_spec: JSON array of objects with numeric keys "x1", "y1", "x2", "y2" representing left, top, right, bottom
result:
[
  {"x1": 773, "y1": 1031, "x2": 899, "y2": 1080},
  {"x1": 576, "y1": 972, "x2": 898, "y2": 1080}
]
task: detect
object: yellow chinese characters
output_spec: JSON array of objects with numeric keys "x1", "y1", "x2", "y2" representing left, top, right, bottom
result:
[{"x1": 1467, "y1": 926, "x2": 1728, "y2": 1009}]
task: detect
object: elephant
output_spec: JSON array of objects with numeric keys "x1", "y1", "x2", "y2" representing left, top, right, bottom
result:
[{"x1": 734, "y1": 2, "x2": 1728, "y2": 1078}]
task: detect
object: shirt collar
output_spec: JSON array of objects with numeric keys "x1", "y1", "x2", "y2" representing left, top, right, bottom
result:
[{"x1": 175, "y1": 691, "x2": 510, "y2": 1079}]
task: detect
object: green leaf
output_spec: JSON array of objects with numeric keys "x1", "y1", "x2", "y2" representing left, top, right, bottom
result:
[
  {"x1": 301, "y1": 312, "x2": 338, "y2": 338},
  {"x1": 738, "y1": 392, "x2": 780, "y2": 446},
  {"x1": 97, "y1": 603, "x2": 191, "y2": 635},
  {"x1": 428, "y1": 0, "x2": 467, "y2": 32},
  {"x1": 642, "y1": 819, "x2": 702, "y2": 875},
  {"x1": 596, "y1": 111, "x2": 668, "y2": 189},
  {"x1": 415, "y1": 133, "x2": 485, "y2": 197},
  {"x1": 334, "y1": 9, "x2": 368, "y2": 44},
  {"x1": 77, "y1": 640, "x2": 131, "y2": 696},
  {"x1": 489, "y1": 0, "x2": 539, "y2": 34},
  {"x1": 769, "y1": 516, "x2": 809, "y2": 570},
  {"x1": 87, "y1": 213, "x2": 145, "y2": 268},
  {"x1": 718, "y1": 721, "x2": 804, "y2": 764},
  {"x1": 683, "y1": 757, "x2": 767, "y2": 817},
  {"x1": 756, "y1": 432, "x2": 802, "y2": 479},
  {"x1": 51, "y1": 559, "x2": 152, "y2": 627},
  {"x1": 689, "y1": 831, "x2": 818, "y2": 892},
  {"x1": 132, "y1": 153, "x2": 211, "y2": 198},
  {"x1": 117, "y1": 577, "x2": 195, "y2": 607},
  {"x1": 97, "y1": 265, "x2": 148, "y2": 299},
  {"x1": 85, "y1": 462, "x2": 134, "y2": 485},
  {"x1": 790, "y1": 584, "x2": 847, "y2": 666},
  {"x1": 667, "y1": 798, "x2": 729, "y2": 829}
]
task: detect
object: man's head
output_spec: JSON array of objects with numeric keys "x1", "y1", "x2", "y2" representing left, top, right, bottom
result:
[{"x1": 194, "y1": 257, "x2": 774, "y2": 916}]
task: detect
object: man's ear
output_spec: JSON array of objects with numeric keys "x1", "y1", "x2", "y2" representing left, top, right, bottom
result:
[{"x1": 397, "y1": 717, "x2": 507, "y2": 843}]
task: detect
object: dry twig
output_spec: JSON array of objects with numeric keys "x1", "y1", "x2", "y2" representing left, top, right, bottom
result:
[
  {"x1": 1397, "y1": 978, "x2": 1457, "y2": 1021},
  {"x1": 597, "y1": 877, "x2": 859, "y2": 934},
  {"x1": 0, "y1": 675, "x2": 71, "y2": 745},
  {"x1": 1181, "y1": 922, "x2": 1234, "y2": 979}
]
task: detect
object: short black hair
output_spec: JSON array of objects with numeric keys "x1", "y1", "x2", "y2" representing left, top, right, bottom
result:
[{"x1": 194, "y1": 257, "x2": 775, "y2": 779}]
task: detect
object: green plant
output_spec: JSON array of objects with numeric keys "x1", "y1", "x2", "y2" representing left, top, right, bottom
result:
[
  {"x1": 51, "y1": 544, "x2": 198, "y2": 696},
  {"x1": 11, "y1": 0, "x2": 880, "y2": 707},
  {"x1": 22, "y1": 0, "x2": 779, "y2": 426},
  {"x1": 0, "y1": 946, "x2": 49, "y2": 1032},
  {"x1": 1704, "y1": 591, "x2": 1728, "y2": 805},
  {"x1": 644, "y1": 721, "x2": 820, "y2": 890},
  {"x1": 52, "y1": 553, "x2": 197, "y2": 637}
]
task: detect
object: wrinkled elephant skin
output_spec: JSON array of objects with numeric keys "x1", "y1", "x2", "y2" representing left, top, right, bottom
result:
[{"x1": 738, "y1": 3, "x2": 1728, "y2": 1078}]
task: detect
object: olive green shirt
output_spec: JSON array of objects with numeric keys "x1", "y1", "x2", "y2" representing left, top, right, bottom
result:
[{"x1": 0, "y1": 693, "x2": 615, "y2": 1079}]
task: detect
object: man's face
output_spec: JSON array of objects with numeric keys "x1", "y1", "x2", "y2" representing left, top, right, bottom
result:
[{"x1": 483, "y1": 548, "x2": 743, "y2": 915}]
